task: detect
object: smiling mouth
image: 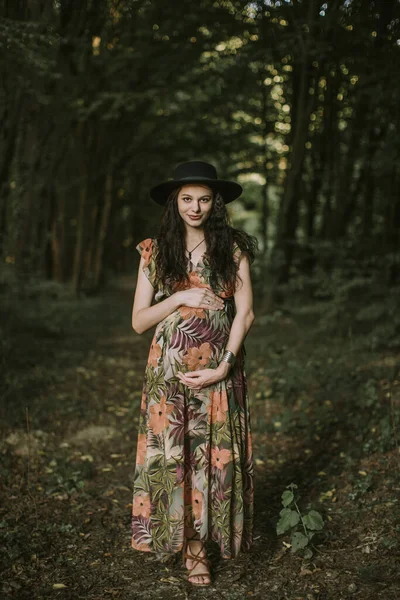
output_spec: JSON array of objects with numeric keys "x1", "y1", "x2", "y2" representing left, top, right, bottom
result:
[{"x1": 189, "y1": 215, "x2": 202, "y2": 219}]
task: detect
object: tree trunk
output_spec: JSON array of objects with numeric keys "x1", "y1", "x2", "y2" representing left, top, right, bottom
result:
[
  {"x1": 71, "y1": 180, "x2": 88, "y2": 295},
  {"x1": 272, "y1": 0, "x2": 320, "y2": 283},
  {"x1": 93, "y1": 165, "x2": 113, "y2": 289},
  {"x1": 51, "y1": 194, "x2": 66, "y2": 282}
]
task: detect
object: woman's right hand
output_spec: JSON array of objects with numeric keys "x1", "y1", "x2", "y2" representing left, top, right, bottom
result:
[{"x1": 175, "y1": 287, "x2": 225, "y2": 310}]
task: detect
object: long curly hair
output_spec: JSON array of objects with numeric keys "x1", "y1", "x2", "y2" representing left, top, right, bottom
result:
[{"x1": 154, "y1": 187, "x2": 258, "y2": 293}]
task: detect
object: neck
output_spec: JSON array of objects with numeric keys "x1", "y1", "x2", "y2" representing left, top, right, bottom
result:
[{"x1": 184, "y1": 224, "x2": 205, "y2": 246}]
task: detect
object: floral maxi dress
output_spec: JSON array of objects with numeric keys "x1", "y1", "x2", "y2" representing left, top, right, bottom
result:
[{"x1": 131, "y1": 237, "x2": 254, "y2": 559}]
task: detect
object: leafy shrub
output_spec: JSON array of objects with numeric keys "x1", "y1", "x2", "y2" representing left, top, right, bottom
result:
[{"x1": 276, "y1": 483, "x2": 325, "y2": 558}]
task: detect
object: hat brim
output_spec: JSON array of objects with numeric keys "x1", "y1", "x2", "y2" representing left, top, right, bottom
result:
[{"x1": 149, "y1": 178, "x2": 242, "y2": 205}]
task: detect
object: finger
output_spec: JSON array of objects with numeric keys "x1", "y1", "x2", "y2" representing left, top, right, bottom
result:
[
  {"x1": 202, "y1": 300, "x2": 224, "y2": 310},
  {"x1": 177, "y1": 371, "x2": 198, "y2": 377},
  {"x1": 177, "y1": 374, "x2": 198, "y2": 384},
  {"x1": 178, "y1": 379, "x2": 195, "y2": 388},
  {"x1": 187, "y1": 378, "x2": 204, "y2": 386},
  {"x1": 179, "y1": 374, "x2": 203, "y2": 384},
  {"x1": 204, "y1": 289, "x2": 220, "y2": 300},
  {"x1": 203, "y1": 294, "x2": 224, "y2": 309},
  {"x1": 204, "y1": 290, "x2": 221, "y2": 302}
]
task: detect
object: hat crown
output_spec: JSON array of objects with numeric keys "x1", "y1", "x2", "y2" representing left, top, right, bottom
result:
[
  {"x1": 174, "y1": 161, "x2": 218, "y2": 181},
  {"x1": 149, "y1": 159, "x2": 242, "y2": 205}
]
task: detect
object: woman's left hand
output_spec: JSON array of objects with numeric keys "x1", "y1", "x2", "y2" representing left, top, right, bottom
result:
[{"x1": 176, "y1": 364, "x2": 230, "y2": 390}]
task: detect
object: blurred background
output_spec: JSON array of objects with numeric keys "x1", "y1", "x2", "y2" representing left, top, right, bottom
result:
[
  {"x1": 1, "y1": 0, "x2": 399, "y2": 297},
  {"x1": 1, "y1": 2, "x2": 400, "y2": 598}
]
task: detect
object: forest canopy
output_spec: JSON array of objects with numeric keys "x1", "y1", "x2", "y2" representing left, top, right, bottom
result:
[{"x1": 0, "y1": 0, "x2": 399, "y2": 295}]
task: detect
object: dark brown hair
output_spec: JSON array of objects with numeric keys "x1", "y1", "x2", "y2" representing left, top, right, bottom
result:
[{"x1": 154, "y1": 187, "x2": 258, "y2": 293}]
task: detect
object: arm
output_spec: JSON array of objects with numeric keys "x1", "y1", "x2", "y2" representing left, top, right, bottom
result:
[
  {"x1": 217, "y1": 252, "x2": 255, "y2": 377},
  {"x1": 176, "y1": 252, "x2": 255, "y2": 389},
  {"x1": 132, "y1": 256, "x2": 224, "y2": 335},
  {"x1": 131, "y1": 256, "x2": 180, "y2": 334}
]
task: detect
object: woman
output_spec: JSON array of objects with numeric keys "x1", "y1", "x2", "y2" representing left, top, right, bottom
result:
[{"x1": 131, "y1": 160, "x2": 257, "y2": 587}]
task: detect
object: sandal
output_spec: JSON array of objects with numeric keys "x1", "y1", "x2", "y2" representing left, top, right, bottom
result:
[{"x1": 182, "y1": 535, "x2": 212, "y2": 587}]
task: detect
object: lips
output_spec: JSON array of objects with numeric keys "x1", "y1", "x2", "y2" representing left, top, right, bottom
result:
[{"x1": 188, "y1": 215, "x2": 202, "y2": 220}]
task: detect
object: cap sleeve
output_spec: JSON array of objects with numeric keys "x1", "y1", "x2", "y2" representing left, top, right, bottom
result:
[
  {"x1": 233, "y1": 241, "x2": 245, "y2": 266},
  {"x1": 233, "y1": 240, "x2": 254, "y2": 266},
  {"x1": 136, "y1": 238, "x2": 158, "y2": 288}
]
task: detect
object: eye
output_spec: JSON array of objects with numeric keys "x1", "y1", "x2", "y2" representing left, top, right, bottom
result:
[
  {"x1": 182, "y1": 197, "x2": 191, "y2": 202},
  {"x1": 200, "y1": 197, "x2": 211, "y2": 203}
]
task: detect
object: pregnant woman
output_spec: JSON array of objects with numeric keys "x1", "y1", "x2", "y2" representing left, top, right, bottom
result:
[{"x1": 130, "y1": 160, "x2": 257, "y2": 587}]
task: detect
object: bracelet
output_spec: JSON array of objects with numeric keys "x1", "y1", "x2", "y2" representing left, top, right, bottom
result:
[{"x1": 221, "y1": 350, "x2": 236, "y2": 366}]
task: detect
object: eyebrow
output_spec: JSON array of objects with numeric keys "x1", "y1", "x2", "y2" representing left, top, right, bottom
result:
[{"x1": 181, "y1": 194, "x2": 212, "y2": 198}]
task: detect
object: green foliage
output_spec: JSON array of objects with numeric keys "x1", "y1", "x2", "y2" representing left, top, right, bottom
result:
[
  {"x1": 44, "y1": 522, "x2": 77, "y2": 536},
  {"x1": 353, "y1": 378, "x2": 399, "y2": 455},
  {"x1": 276, "y1": 483, "x2": 325, "y2": 558},
  {"x1": 2, "y1": 0, "x2": 399, "y2": 291},
  {"x1": 347, "y1": 471, "x2": 373, "y2": 502},
  {"x1": 288, "y1": 252, "x2": 400, "y2": 350},
  {"x1": 354, "y1": 286, "x2": 400, "y2": 351},
  {"x1": 44, "y1": 469, "x2": 87, "y2": 497},
  {"x1": 0, "y1": 278, "x2": 123, "y2": 427},
  {"x1": 320, "y1": 274, "x2": 400, "y2": 350}
]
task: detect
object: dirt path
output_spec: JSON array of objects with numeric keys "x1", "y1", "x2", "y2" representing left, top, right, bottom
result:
[{"x1": 1, "y1": 279, "x2": 399, "y2": 599}]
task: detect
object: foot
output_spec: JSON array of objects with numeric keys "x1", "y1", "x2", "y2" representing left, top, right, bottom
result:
[{"x1": 185, "y1": 540, "x2": 211, "y2": 586}]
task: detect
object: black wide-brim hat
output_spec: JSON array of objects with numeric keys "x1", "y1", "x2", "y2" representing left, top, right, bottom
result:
[{"x1": 149, "y1": 160, "x2": 242, "y2": 205}]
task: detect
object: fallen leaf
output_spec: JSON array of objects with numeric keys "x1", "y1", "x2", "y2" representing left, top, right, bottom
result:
[
  {"x1": 319, "y1": 488, "x2": 336, "y2": 502},
  {"x1": 159, "y1": 577, "x2": 181, "y2": 584}
]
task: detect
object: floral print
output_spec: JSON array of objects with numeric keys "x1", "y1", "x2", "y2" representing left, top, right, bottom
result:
[
  {"x1": 131, "y1": 237, "x2": 254, "y2": 559},
  {"x1": 132, "y1": 492, "x2": 151, "y2": 518},
  {"x1": 182, "y1": 342, "x2": 213, "y2": 370},
  {"x1": 207, "y1": 389, "x2": 229, "y2": 423},
  {"x1": 191, "y1": 488, "x2": 204, "y2": 520},
  {"x1": 148, "y1": 395, "x2": 174, "y2": 434},
  {"x1": 178, "y1": 306, "x2": 206, "y2": 320},
  {"x1": 211, "y1": 447, "x2": 232, "y2": 470},
  {"x1": 148, "y1": 341, "x2": 162, "y2": 368}
]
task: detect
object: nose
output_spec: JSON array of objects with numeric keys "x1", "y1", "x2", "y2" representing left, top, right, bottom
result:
[{"x1": 193, "y1": 201, "x2": 201, "y2": 213}]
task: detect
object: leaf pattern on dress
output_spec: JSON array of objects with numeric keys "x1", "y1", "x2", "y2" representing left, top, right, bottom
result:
[
  {"x1": 131, "y1": 237, "x2": 254, "y2": 559},
  {"x1": 168, "y1": 516, "x2": 185, "y2": 553},
  {"x1": 131, "y1": 515, "x2": 152, "y2": 545},
  {"x1": 170, "y1": 315, "x2": 227, "y2": 352}
]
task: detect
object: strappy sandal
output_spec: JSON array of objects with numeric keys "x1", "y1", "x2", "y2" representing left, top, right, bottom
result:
[{"x1": 182, "y1": 535, "x2": 212, "y2": 587}]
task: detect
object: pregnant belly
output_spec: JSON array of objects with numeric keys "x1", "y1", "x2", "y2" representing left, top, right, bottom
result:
[{"x1": 157, "y1": 305, "x2": 231, "y2": 355}]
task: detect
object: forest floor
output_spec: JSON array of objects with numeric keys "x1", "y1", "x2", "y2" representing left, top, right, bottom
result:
[{"x1": 1, "y1": 276, "x2": 400, "y2": 600}]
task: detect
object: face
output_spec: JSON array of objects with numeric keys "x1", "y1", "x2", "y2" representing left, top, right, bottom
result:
[{"x1": 176, "y1": 184, "x2": 214, "y2": 229}]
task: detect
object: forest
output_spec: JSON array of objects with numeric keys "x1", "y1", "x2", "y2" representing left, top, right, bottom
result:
[{"x1": 1, "y1": 1, "x2": 400, "y2": 599}]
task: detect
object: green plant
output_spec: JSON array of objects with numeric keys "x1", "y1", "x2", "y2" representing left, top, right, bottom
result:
[
  {"x1": 45, "y1": 470, "x2": 86, "y2": 497},
  {"x1": 276, "y1": 483, "x2": 325, "y2": 558}
]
